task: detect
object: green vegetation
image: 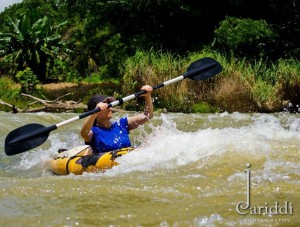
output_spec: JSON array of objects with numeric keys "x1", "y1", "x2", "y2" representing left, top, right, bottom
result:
[
  {"x1": 0, "y1": 76, "x2": 22, "y2": 111},
  {"x1": 1, "y1": 48, "x2": 300, "y2": 112},
  {"x1": 0, "y1": 0, "x2": 299, "y2": 113},
  {"x1": 0, "y1": 10, "x2": 68, "y2": 82},
  {"x1": 16, "y1": 68, "x2": 39, "y2": 94},
  {"x1": 0, "y1": 76, "x2": 20, "y2": 100},
  {"x1": 121, "y1": 50, "x2": 300, "y2": 112},
  {"x1": 213, "y1": 17, "x2": 277, "y2": 59}
]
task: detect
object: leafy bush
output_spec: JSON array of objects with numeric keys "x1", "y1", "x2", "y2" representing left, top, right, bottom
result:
[
  {"x1": 192, "y1": 102, "x2": 217, "y2": 113},
  {"x1": 15, "y1": 68, "x2": 39, "y2": 94},
  {"x1": 64, "y1": 69, "x2": 82, "y2": 83},
  {"x1": 213, "y1": 17, "x2": 277, "y2": 59},
  {"x1": 0, "y1": 76, "x2": 20, "y2": 99},
  {"x1": 83, "y1": 66, "x2": 111, "y2": 83},
  {"x1": 0, "y1": 76, "x2": 21, "y2": 111}
]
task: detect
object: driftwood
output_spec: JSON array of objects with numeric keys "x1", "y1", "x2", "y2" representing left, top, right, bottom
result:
[
  {"x1": 0, "y1": 93, "x2": 86, "y2": 113},
  {"x1": 0, "y1": 93, "x2": 129, "y2": 114},
  {"x1": 0, "y1": 99, "x2": 21, "y2": 113}
]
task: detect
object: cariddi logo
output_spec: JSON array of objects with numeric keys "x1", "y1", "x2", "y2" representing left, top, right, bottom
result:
[{"x1": 236, "y1": 163, "x2": 294, "y2": 215}]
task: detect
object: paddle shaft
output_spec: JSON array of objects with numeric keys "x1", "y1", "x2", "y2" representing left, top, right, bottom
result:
[
  {"x1": 56, "y1": 60, "x2": 217, "y2": 129},
  {"x1": 54, "y1": 77, "x2": 187, "y2": 127}
]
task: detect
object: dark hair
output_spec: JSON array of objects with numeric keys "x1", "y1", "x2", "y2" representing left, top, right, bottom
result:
[{"x1": 87, "y1": 95, "x2": 116, "y2": 110}]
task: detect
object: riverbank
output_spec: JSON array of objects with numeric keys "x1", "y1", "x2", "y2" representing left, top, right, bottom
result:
[
  {"x1": 0, "y1": 79, "x2": 299, "y2": 114},
  {"x1": 119, "y1": 50, "x2": 300, "y2": 113},
  {"x1": 1, "y1": 51, "x2": 300, "y2": 113},
  {"x1": 39, "y1": 82, "x2": 116, "y2": 102},
  {"x1": 35, "y1": 81, "x2": 300, "y2": 114}
]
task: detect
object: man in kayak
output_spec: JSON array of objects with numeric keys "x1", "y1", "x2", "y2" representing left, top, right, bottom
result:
[{"x1": 80, "y1": 85, "x2": 153, "y2": 153}]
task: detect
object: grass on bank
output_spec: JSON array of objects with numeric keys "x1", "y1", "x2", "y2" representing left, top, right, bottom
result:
[
  {"x1": 1, "y1": 49, "x2": 300, "y2": 113},
  {"x1": 121, "y1": 49, "x2": 300, "y2": 112}
]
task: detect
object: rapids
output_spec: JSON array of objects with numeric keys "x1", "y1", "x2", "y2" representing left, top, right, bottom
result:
[{"x1": 0, "y1": 111, "x2": 299, "y2": 226}]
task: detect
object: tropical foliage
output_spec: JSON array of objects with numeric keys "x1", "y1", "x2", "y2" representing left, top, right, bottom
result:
[
  {"x1": 0, "y1": 9, "x2": 68, "y2": 81},
  {"x1": 0, "y1": 0, "x2": 299, "y2": 112}
]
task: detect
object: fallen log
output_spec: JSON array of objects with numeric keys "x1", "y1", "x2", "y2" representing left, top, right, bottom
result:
[
  {"x1": 0, "y1": 93, "x2": 86, "y2": 113},
  {"x1": 0, "y1": 93, "x2": 128, "y2": 113}
]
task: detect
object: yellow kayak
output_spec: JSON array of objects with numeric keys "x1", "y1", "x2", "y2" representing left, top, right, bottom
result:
[{"x1": 48, "y1": 145, "x2": 133, "y2": 175}]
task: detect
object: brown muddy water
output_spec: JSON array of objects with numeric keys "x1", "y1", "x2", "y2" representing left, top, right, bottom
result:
[{"x1": 0, "y1": 112, "x2": 299, "y2": 226}]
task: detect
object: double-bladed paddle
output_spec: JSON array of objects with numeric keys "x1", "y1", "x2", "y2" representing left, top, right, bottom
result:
[{"x1": 5, "y1": 57, "x2": 222, "y2": 156}]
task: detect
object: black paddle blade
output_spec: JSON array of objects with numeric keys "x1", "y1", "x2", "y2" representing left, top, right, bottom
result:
[
  {"x1": 5, "y1": 123, "x2": 50, "y2": 156},
  {"x1": 185, "y1": 57, "x2": 222, "y2": 81}
]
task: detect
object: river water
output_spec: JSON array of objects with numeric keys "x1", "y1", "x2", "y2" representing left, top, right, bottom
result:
[{"x1": 0, "y1": 111, "x2": 299, "y2": 226}]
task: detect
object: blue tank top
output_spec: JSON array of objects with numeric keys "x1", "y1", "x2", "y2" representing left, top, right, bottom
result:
[{"x1": 89, "y1": 117, "x2": 131, "y2": 153}]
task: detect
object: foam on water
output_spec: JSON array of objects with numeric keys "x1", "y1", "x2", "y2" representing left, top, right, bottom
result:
[
  {"x1": 2, "y1": 112, "x2": 299, "y2": 178},
  {"x1": 101, "y1": 113, "x2": 300, "y2": 177},
  {"x1": 14, "y1": 132, "x2": 83, "y2": 171}
]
